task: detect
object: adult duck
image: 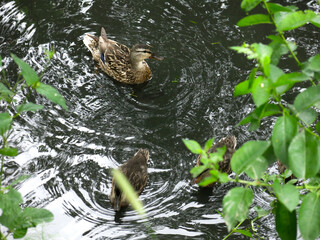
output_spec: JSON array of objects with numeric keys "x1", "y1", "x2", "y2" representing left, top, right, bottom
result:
[
  {"x1": 83, "y1": 27, "x2": 163, "y2": 84},
  {"x1": 191, "y1": 136, "x2": 237, "y2": 187},
  {"x1": 110, "y1": 149, "x2": 149, "y2": 211}
]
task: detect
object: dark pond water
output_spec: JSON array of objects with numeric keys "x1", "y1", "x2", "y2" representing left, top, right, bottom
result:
[{"x1": 1, "y1": 0, "x2": 320, "y2": 239}]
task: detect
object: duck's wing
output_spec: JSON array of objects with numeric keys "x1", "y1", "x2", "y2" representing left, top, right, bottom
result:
[{"x1": 98, "y1": 41, "x2": 131, "y2": 80}]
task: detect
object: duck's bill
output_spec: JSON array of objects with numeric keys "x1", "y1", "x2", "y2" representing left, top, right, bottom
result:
[{"x1": 150, "y1": 55, "x2": 164, "y2": 61}]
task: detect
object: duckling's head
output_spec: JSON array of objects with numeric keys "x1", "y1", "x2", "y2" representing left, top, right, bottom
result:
[
  {"x1": 134, "y1": 148, "x2": 150, "y2": 163},
  {"x1": 130, "y1": 44, "x2": 163, "y2": 64}
]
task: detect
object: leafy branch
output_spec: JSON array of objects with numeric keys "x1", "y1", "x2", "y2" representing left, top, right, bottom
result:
[
  {"x1": 185, "y1": 1, "x2": 320, "y2": 239},
  {"x1": 0, "y1": 49, "x2": 67, "y2": 239}
]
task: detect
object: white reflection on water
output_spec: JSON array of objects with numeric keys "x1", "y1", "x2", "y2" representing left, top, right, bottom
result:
[
  {"x1": 155, "y1": 226, "x2": 203, "y2": 237},
  {"x1": 191, "y1": 214, "x2": 225, "y2": 225}
]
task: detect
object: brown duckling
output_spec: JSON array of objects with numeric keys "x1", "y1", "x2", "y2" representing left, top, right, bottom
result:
[
  {"x1": 191, "y1": 136, "x2": 237, "y2": 187},
  {"x1": 83, "y1": 27, "x2": 163, "y2": 84},
  {"x1": 110, "y1": 149, "x2": 149, "y2": 211},
  {"x1": 277, "y1": 160, "x2": 296, "y2": 183}
]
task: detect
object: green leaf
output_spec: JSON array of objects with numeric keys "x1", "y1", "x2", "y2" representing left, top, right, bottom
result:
[
  {"x1": 35, "y1": 83, "x2": 68, "y2": 110},
  {"x1": 294, "y1": 85, "x2": 320, "y2": 112},
  {"x1": 0, "y1": 189, "x2": 23, "y2": 230},
  {"x1": 276, "y1": 201, "x2": 297, "y2": 240},
  {"x1": 190, "y1": 165, "x2": 208, "y2": 178},
  {"x1": 198, "y1": 170, "x2": 219, "y2": 186},
  {"x1": 268, "y1": 36, "x2": 297, "y2": 65},
  {"x1": 234, "y1": 68, "x2": 257, "y2": 97},
  {"x1": 11, "y1": 54, "x2": 39, "y2": 87},
  {"x1": 273, "y1": 181, "x2": 299, "y2": 212},
  {"x1": 22, "y1": 208, "x2": 54, "y2": 225},
  {"x1": 268, "y1": 64, "x2": 291, "y2": 95},
  {"x1": 237, "y1": 14, "x2": 271, "y2": 27},
  {"x1": 277, "y1": 10, "x2": 317, "y2": 32},
  {"x1": 183, "y1": 139, "x2": 203, "y2": 154},
  {"x1": 0, "y1": 147, "x2": 18, "y2": 156},
  {"x1": 234, "y1": 229, "x2": 252, "y2": 238},
  {"x1": 237, "y1": 103, "x2": 281, "y2": 130},
  {"x1": 262, "y1": 144, "x2": 277, "y2": 165},
  {"x1": 0, "y1": 83, "x2": 14, "y2": 101},
  {"x1": 252, "y1": 76, "x2": 270, "y2": 107},
  {"x1": 245, "y1": 156, "x2": 268, "y2": 179},
  {"x1": 311, "y1": 15, "x2": 320, "y2": 28},
  {"x1": 253, "y1": 206, "x2": 269, "y2": 218},
  {"x1": 44, "y1": 47, "x2": 55, "y2": 60},
  {"x1": 253, "y1": 43, "x2": 272, "y2": 77},
  {"x1": 231, "y1": 140, "x2": 270, "y2": 175},
  {"x1": 204, "y1": 138, "x2": 214, "y2": 152},
  {"x1": 234, "y1": 80, "x2": 250, "y2": 97},
  {"x1": 240, "y1": 0, "x2": 262, "y2": 12},
  {"x1": 297, "y1": 108, "x2": 318, "y2": 126},
  {"x1": 299, "y1": 192, "x2": 320, "y2": 240},
  {"x1": 303, "y1": 54, "x2": 320, "y2": 73},
  {"x1": 273, "y1": 72, "x2": 309, "y2": 87},
  {"x1": 218, "y1": 171, "x2": 229, "y2": 183},
  {"x1": 288, "y1": 129, "x2": 320, "y2": 179},
  {"x1": 0, "y1": 112, "x2": 12, "y2": 136},
  {"x1": 17, "y1": 103, "x2": 44, "y2": 113},
  {"x1": 267, "y1": 3, "x2": 295, "y2": 13},
  {"x1": 223, "y1": 187, "x2": 253, "y2": 231},
  {"x1": 272, "y1": 115, "x2": 298, "y2": 167},
  {"x1": 13, "y1": 228, "x2": 27, "y2": 239},
  {"x1": 230, "y1": 44, "x2": 257, "y2": 60},
  {"x1": 316, "y1": 122, "x2": 320, "y2": 135}
]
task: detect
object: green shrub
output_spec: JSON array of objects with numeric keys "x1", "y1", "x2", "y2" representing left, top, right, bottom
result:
[
  {"x1": 0, "y1": 50, "x2": 67, "y2": 239},
  {"x1": 185, "y1": 1, "x2": 320, "y2": 239}
]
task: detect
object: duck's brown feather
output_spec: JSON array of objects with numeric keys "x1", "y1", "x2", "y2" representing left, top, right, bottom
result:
[{"x1": 110, "y1": 149, "x2": 149, "y2": 211}]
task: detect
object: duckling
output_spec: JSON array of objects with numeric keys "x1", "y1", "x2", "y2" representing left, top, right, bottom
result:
[
  {"x1": 277, "y1": 160, "x2": 296, "y2": 183},
  {"x1": 110, "y1": 149, "x2": 149, "y2": 211},
  {"x1": 191, "y1": 136, "x2": 237, "y2": 187},
  {"x1": 83, "y1": 27, "x2": 163, "y2": 84}
]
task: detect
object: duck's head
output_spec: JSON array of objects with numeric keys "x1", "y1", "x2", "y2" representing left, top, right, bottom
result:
[
  {"x1": 134, "y1": 148, "x2": 150, "y2": 163},
  {"x1": 130, "y1": 44, "x2": 164, "y2": 63}
]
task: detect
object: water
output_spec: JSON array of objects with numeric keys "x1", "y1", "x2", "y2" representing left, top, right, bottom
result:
[{"x1": 1, "y1": 0, "x2": 319, "y2": 239}]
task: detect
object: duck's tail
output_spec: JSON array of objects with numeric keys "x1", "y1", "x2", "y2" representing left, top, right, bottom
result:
[{"x1": 83, "y1": 34, "x2": 98, "y2": 54}]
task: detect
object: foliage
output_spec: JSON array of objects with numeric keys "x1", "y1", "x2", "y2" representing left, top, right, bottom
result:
[
  {"x1": 184, "y1": 1, "x2": 320, "y2": 239},
  {"x1": 0, "y1": 49, "x2": 67, "y2": 239}
]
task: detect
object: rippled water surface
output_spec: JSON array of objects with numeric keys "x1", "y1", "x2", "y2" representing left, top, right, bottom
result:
[{"x1": 1, "y1": 0, "x2": 320, "y2": 239}]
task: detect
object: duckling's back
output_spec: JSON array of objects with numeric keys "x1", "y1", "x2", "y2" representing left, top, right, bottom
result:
[
  {"x1": 110, "y1": 149, "x2": 149, "y2": 211},
  {"x1": 120, "y1": 149, "x2": 149, "y2": 194}
]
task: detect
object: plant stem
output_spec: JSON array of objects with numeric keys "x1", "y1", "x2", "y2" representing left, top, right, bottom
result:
[
  {"x1": 0, "y1": 149, "x2": 5, "y2": 188},
  {"x1": 229, "y1": 178, "x2": 271, "y2": 188},
  {"x1": 223, "y1": 218, "x2": 246, "y2": 240},
  {"x1": 262, "y1": 0, "x2": 301, "y2": 66}
]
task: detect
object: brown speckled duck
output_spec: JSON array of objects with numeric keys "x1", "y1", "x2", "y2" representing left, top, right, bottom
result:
[
  {"x1": 191, "y1": 136, "x2": 237, "y2": 187},
  {"x1": 110, "y1": 149, "x2": 149, "y2": 211},
  {"x1": 83, "y1": 27, "x2": 163, "y2": 84}
]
